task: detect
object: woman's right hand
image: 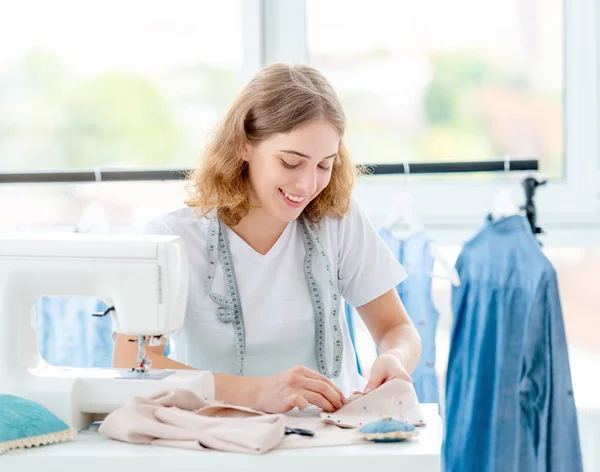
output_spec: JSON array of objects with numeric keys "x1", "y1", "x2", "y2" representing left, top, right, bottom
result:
[{"x1": 254, "y1": 365, "x2": 345, "y2": 413}]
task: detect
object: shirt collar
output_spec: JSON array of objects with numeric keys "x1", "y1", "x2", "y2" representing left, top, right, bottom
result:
[{"x1": 485, "y1": 213, "x2": 532, "y2": 233}]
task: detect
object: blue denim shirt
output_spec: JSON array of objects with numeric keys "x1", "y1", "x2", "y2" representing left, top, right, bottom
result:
[
  {"x1": 444, "y1": 215, "x2": 582, "y2": 472},
  {"x1": 379, "y1": 228, "x2": 440, "y2": 404}
]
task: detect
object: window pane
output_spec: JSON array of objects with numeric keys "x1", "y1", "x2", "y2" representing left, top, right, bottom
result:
[
  {"x1": 307, "y1": 0, "x2": 564, "y2": 177},
  {"x1": 0, "y1": 0, "x2": 243, "y2": 171}
]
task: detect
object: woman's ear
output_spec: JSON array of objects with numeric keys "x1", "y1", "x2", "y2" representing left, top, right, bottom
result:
[{"x1": 242, "y1": 142, "x2": 253, "y2": 163}]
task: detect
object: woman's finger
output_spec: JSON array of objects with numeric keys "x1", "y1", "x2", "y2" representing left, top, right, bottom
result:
[
  {"x1": 390, "y1": 372, "x2": 413, "y2": 383},
  {"x1": 300, "y1": 378, "x2": 344, "y2": 410},
  {"x1": 300, "y1": 367, "x2": 345, "y2": 401},
  {"x1": 286, "y1": 393, "x2": 309, "y2": 411},
  {"x1": 300, "y1": 390, "x2": 336, "y2": 412}
]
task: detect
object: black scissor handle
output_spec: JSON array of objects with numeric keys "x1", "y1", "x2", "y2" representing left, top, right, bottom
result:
[{"x1": 285, "y1": 427, "x2": 315, "y2": 437}]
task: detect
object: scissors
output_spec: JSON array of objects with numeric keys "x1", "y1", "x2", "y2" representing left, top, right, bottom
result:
[{"x1": 285, "y1": 427, "x2": 315, "y2": 437}]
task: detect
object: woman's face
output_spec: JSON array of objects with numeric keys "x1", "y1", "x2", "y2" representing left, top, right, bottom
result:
[{"x1": 243, "y1": 119, "x2": 339, "y2": 223}]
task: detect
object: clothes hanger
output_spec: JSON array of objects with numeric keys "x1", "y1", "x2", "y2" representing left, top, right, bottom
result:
[
  {"x1": 490, "y1": 156, "x2": 521, "y2": 221},
  {"x1": 428, "y1": 243, "x2": 461, "y2": 287},
  {"x1": 520, "y1": 174, "x2": 546, "y2": 237},
  {"x1": 382, "y1": 162, "x2": 460, "y2": 287},
  {"x1": 74, "y1": 167, "x2": 111, "y2": 234},
  {"x1": 382, "y1": 162, "x2": 425, "y2": 235},
  {"x1": 382, "y1": 192, "x2": 426, "y2": 235}
]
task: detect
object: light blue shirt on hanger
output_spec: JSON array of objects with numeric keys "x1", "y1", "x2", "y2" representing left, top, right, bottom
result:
[{"x1": 379, "y1": 228, "x2": 440, "y2": 405}]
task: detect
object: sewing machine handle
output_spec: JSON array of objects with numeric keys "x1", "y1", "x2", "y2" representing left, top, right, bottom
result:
[{"x1": 92, "y1": 306, "x2": 115, "y2": 317}]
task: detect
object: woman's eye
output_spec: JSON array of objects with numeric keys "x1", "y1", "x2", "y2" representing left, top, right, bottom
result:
[
  {"x1": 281, "y1": 158, "x2": 331, "y2": 170},
  {"x1": 281, "y1": 160, "x2": 300, "y2": 169}
]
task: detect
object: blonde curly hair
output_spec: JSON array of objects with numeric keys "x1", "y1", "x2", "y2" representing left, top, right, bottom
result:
[{"x1": 185, "y1": 63, "x2": 358, "y2": 226}]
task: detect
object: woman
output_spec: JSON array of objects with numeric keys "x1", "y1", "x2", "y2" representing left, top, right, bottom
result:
[{"x1": 114, "y1": 63, "x2": 421, "y2": 414}]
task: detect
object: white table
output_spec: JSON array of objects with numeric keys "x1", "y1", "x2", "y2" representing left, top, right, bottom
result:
[
  {"x1": 2, "y1": 404, "x2": 442, "y2": 472},
  {"x1": 578, "y1": 405, "x2": 600, "y2": 472}
]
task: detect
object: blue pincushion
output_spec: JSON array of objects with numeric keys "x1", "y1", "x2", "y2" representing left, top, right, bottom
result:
[
  {"x1": 357, "y1": 417, "x2": 419, "y2": 442},
  {"x1": 0, "y1": 395, "x2": 77, "y2": 454}
]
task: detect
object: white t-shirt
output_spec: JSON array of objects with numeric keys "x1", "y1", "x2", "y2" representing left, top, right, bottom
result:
[{"x1": 144, "y1": 196, "x2": 407, "y2": 396}]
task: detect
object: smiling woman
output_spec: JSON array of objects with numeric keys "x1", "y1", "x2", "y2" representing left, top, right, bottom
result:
[
  {"x1": 114, "y1": 62, "x2": 422, "y2": 415},
  {"x1": 185, "y1": 63, "x2": 357, "y2": 229},
  {"x1": 241, "y1": 119, "x2": 340, "y2": 226}
]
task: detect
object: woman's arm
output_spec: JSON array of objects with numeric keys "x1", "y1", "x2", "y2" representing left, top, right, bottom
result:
[
  {"x1": 113, "y1": 334, "x2": 344, "y2": 412},
  {"x1": 356, "y1": 288, "x2": 422, "y2": 390}
]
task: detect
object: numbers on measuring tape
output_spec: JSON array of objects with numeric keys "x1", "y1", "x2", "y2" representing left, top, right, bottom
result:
[
  {"x1": 204, "y1": 215, "x2": 246, "y2": 376},
  {"x1": 299, "y1": 219, "x2": 343, "y2": 379}
]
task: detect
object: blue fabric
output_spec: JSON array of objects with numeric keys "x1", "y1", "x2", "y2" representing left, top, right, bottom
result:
[
  {"x1": 443, "y1": 215, "x2": 582, "y2": 472},
  {"x1": 35, "y1": 297, "x2": 170, "y2": 367},
  {"x1": 35, "y1": 297, "x2": 114, "y2": 367},
  {"x1": 344, "y1": 303, "x2": 362, "y2": 375},
  {"x1": 0, "y1": 394, "x2": 70, "y2": 444},
  {"x1": 379, "y1": 228, "x2": 440, "y2": 404}
]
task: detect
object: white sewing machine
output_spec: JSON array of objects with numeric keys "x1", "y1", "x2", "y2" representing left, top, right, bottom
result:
[{"x1": 0, "y1": 233, "x2": 214, "y2": 430}]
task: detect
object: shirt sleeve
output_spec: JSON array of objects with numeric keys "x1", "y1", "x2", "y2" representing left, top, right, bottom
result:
[
  {"x1": 523, "y1": 268, "x2": 583, "y2": 472},
  {"x1": 143, "y1": 218, "x2": 174, "y2": 235},
  {"x1": 337, "y1": 196, "x2": 408, "y2": 308}
]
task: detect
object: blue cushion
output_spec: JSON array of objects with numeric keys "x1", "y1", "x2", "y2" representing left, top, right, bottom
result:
[
  {"x1": 0, "y1": 395, "x2": 77, "y2": 454},
  {"x1": 358, "y1": 418, "x2": 418, "y2": 442}
]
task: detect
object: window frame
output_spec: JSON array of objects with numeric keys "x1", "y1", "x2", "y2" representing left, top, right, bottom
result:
[
  {"x1": 2, "y1": 0, "x2": 599, "y2": 244},
  {"x1": 263, "y1": 0, "x2": 600, "y2": 246}
]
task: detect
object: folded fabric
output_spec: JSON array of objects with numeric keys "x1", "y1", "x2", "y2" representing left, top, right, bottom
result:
[
  {"x1": 0, "y1": 394, "x2": 77, "y2": 454},
  {"x1": 98, "y1": 389, "x2": 285, "y2": 454},
  {"x1": 320, "y1": 379, "x2": 426, "y2": 428}
]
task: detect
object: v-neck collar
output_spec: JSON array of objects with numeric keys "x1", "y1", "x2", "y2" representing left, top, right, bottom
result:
[{"x1": 224, "y1": 221, "x2": 295, "y2": 265}]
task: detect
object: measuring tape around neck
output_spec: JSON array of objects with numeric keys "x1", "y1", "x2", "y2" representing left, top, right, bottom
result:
[
  {"x1": 298, "y1": 217, "x2": 343, "y2": 378},
  {"x1": 204, "y1": 214, "x2": 343, "y2": 378},
  {"x1": 205, "y1": 215, "x2": 246, "y2": 375}
]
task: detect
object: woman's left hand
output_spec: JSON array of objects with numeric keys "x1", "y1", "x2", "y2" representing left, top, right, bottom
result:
[{"x1": 364, "y1": 351, "x2": 412, "y2": 393}]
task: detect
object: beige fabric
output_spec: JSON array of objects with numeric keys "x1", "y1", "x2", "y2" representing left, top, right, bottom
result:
[
  {"x1": 98, "y1": 389, "x2": 285, "y2": 454},
  {"x1": 320, "y1": 379, "x2": 426, "y2": 428},
  {"x1": 99, "y1": 380, "x2": 424, "y2": 453}
]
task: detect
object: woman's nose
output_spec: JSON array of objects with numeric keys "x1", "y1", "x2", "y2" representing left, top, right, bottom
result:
[{"x1": 296, "y1": 168, "x2": 318, "y2": 195}]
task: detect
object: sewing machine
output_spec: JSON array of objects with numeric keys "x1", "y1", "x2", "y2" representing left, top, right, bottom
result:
[{"x1": 0, "y1": 233, "x2": 214, "y2": 430}]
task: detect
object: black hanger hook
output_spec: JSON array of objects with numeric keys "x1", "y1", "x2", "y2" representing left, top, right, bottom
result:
[{"x1": 520, "y1": 176, "x2": 547, "y2": 237}]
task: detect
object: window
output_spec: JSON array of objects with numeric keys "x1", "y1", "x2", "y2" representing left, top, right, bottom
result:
[
  {"x1": 306, "y1": 0, "x2": 564, "y2": 177},
  {"x1": 2, "y1": 0, "x2": 599, "y2": 237},
  {"x1": 0, "y1": 0, "x2": 244, "y2": 172},
  {"x1": 299, "y1": 0, "x2": 597, "y2": 236}
]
